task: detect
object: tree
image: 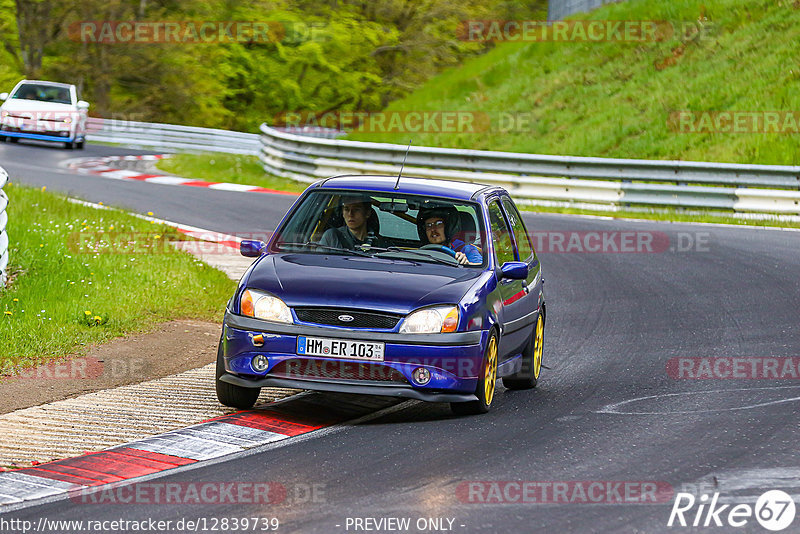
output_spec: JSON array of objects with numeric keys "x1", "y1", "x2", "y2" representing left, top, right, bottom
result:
[{"x1": 9, "y1": 0, "x2": 70, "y2": 77}]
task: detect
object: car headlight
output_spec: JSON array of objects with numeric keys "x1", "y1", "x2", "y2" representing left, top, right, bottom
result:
[
  {"x1": 400, "y1": 305, "x2": 459, "y2": 334},
  {"x1": 240, "y1": 289, "x2": 292, "y2": 324}
]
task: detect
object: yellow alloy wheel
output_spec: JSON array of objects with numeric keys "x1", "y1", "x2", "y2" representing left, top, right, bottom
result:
[
  {"x1": 484, "y1": 335, "x2": 498, "y2": 405},
  {"x1": 533, "y1": 314, "x2": 544, "y2": 379}
]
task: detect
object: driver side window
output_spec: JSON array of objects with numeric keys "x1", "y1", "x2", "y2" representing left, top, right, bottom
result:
[{"x1": 488, "y1": 201, "x2": 515, "y2": 265}]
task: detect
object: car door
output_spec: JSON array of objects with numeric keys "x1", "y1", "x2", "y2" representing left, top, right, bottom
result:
[
  {"x1": 487, "y1": 199, "x2": 528, "y2": 361},
  {"x1": 500, "y1": 196, "x2": 541, "y2": 345}
]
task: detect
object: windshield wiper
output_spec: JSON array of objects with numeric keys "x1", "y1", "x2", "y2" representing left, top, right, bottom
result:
[
  {"x1": 377, "y1": 246, "x2": 460, "y2": 266},
  {"x1": 276, "y1": 241, "x2": 372, "y2": 257}
]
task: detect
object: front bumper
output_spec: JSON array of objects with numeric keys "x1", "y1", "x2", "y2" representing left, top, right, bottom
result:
[
  {"x1": 218, "y1": 374, "x2": 479, "y2": 403},
  {"x1": 221, "y1": 311, "x2": 487, "y2": 403},
  {"x1": 1, "y1": 119, "x2": 82, "y2": 142},
  {"x1": 0, "y1": 129, "x2": 79, "y2": 143}
]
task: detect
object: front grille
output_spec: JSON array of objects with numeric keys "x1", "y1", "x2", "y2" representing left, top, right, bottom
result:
[
  {"x1": 294, "y1": 308, "x2": 400, "y2": 329},
  {"x1": 270, "y1": 359, "x2": 407, "y2": 383}
]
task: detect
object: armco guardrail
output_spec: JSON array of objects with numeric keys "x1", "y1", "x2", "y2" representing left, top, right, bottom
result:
[
  {"x1": 0, "y1": 166, "x2": 9, "y2": 286},
  {"x1": 86, "y1": 118, "x2": 341, "y2": 155},
  {"x1": 259, "y1": 124, "x2": 800, "y2": 214},
  {"x1": 86, "y1": 118, "x2": 261, "y2": 155}
]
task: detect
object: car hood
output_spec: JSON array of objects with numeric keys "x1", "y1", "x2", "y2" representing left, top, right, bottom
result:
[
  {"x1": 245, "y1": 253, "x2": 484, "y2": 315},
  {"x1": 1, "y1": 99, "x2": 77, "y2": 113}
]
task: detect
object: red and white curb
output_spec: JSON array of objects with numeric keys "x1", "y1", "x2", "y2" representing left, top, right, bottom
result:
[
  {"x1": 64, "y1": 155, "x2": 297, "y2": 196},
  {"x1": 0, "y1": 394, "x2": 398, "y2": 507}
]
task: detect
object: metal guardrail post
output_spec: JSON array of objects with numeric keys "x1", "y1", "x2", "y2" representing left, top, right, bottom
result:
[{"x1": 0, "y1": 166, "x2": 9, "y2": 286}]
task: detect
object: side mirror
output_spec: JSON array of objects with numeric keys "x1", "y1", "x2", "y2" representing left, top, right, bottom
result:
[
  {"x1": 0, "y1": 93, "x2": 7, "y2": 101},
  {"x1": 500, "y1": 261, "x2": 529, "y2": 280},
  {"x1": 240, "y1": 240, "x2": 267, "y2": 257},
  {"x1": 77, "y1": 100, "x2": 89, "y2": 110}
]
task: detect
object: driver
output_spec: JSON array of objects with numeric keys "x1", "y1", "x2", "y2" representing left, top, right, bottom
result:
[
  {"x1": 320, "y1": 195, "x2": 383, "y2": 249},
  {"x1": 418, "y1": 208, "x2": 482, "y2": 265}
]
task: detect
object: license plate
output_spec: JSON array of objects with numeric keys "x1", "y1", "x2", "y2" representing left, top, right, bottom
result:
[{"x1": 297, "y1": 336, "x2": 384, "y2": 362}]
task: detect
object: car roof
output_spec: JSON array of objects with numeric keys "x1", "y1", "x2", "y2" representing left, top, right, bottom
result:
[
  {"x1": 16, "y1": 80, "x2": 74, "y2": 89},
  {"x1": 314, "y1": 175, "x2": 499, "y2": 201}
]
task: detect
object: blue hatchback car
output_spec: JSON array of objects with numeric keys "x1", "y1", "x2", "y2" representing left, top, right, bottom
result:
[{"x1": 217, "y1": 175, "x2": 545, "y2": 414}]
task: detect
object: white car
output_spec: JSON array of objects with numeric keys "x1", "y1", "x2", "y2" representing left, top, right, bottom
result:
[{"x1": 0, "y1": 80, "x2": 89, "y2": 149}]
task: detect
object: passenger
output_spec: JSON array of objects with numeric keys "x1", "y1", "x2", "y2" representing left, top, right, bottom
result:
[
  {"x1": 319, "y1": 195, "x2": 383, "y2": 249},
  {"x1": 418, "y1": 208, "x2": 482, "y2": 265}
]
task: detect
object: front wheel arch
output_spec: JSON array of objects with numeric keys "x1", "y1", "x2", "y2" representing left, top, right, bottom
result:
[{"x1": 451, "y1": 326, "x2": 500, "y2": 416}]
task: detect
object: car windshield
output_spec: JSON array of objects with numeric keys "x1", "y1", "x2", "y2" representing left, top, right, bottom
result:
[
  {"x1": 11, "y1": 84, "x2": 72, "y2": 104},
  {"x1": 272, "y1": 190, "x2": 487, "y2": 267}
]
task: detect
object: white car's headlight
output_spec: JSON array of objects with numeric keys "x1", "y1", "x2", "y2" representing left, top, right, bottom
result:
[
  {"x1": 240, "y1": 289, "x2": 292, "y2": 324},
  {"x1": 400, "y1": 305, "x2": 459, "y2": 334}
]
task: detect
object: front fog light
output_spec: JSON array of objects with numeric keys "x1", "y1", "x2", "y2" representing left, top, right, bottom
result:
[
  {"x1": 412, "y1": 367, "x2": 431, "y2": 385},
  {"x1": 251, "y1": 354, "x2": 268, "y2": 372}
]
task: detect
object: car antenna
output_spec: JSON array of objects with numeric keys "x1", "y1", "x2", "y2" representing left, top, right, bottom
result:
[{"x1": 394, "y1": 140, "x2": 412, "y2": 190}]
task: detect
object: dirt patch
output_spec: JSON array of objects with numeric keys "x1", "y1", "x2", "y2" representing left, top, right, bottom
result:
[{"x1": 0, "y1": 320, "x2": 221, "y2": 415}]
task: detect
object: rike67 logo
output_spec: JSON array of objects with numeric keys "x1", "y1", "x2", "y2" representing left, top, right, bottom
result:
[{"x1": 668, "y1": 490, "x2": 796, "y2": 531}]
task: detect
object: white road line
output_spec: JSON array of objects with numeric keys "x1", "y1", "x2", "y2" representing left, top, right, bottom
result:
[{"x1": 597, "y1": 385, "x2": 800, "y2": 415}]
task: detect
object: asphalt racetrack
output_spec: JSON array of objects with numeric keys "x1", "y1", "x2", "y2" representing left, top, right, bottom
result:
[{"x1": 2, "y1": 139, "x2": 800, "y2": 533}]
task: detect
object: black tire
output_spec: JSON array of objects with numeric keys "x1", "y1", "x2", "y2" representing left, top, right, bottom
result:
[
  {"x1": 76, "y1": 140, "x2": 84, "y2": 149},
  {"x1": 503, "y1": 312, "x2": 544, "y2": 390},
  {"x1": 8, "y1": 136, "x2": 17, "y2": 143},
  {"x1": 451, "y1": 330, "x2": 499, "y2": 415},
  {"x1": 64, "y1": 141, "x2": 74, "y2": 149},
  {"x1": 215, "y1": 339, "x2": 261, "y2": 409}
]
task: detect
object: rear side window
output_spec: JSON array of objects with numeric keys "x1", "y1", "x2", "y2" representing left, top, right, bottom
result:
[{"x1": 501, "y1": 197, "x2": 534, "y2": 261}]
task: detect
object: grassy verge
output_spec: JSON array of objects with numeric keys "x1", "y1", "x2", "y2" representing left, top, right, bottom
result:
[
  {"x1": 156, "y1": 153, "x2": 307, "y2": 194},
  {"x1": 0, "y1": 183, "x2": 236, "y2": 372},
  {"x1": 346, "y1": 0, "x2": 800, "y2": 166}
]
